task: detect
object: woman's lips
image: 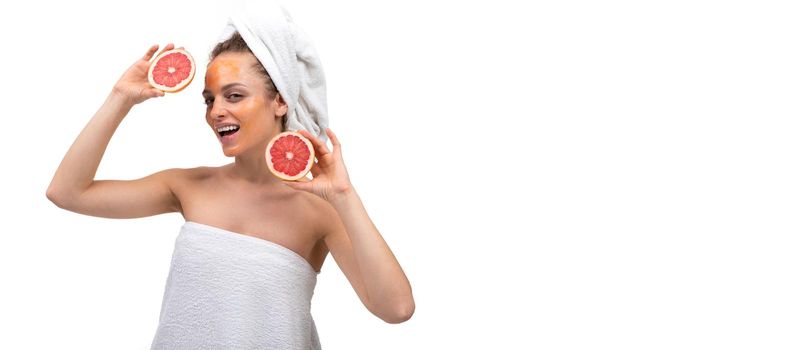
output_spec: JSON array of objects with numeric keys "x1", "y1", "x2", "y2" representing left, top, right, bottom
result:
[{"x1": 220, "y1": 129, "x2": 240, "y2": 145}]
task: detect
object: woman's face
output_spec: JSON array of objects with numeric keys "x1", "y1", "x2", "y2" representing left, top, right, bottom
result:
[{"x1": 202, "y1": 52, "x2": 286, "y2": 157}]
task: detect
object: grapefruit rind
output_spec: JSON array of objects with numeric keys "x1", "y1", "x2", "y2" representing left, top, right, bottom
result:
[
  {"x1": 147, "y1": 48, "x2": 196, "y2": 93},
  {"x1": 266, "y1": 131, "x2": 316, "y2": 181}
]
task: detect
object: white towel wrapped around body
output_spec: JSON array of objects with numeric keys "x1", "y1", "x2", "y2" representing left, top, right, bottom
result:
[
  {"x1": 150, "y1": 221, "x2": 321, "y2": 349},
  {"x1": 217, "y1": 0, "x2": 330, "y2": 144}
]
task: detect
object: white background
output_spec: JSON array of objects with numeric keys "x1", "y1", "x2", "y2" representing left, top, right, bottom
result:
[{"x1": 2, "y1": 0, "x2": 800, "y2": 349}]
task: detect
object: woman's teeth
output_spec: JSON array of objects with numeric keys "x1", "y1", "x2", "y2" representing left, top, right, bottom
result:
[{"x1": 218, "y1": 125, "x2": 240, "y2": 136}]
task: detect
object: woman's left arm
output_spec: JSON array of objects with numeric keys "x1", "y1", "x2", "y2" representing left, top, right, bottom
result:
[{"x1": 283, "y1": 128, "x2": 415, "y2": 323}]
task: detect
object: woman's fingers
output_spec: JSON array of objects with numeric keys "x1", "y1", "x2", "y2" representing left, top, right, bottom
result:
[
  {"x1": 141, "y1": 43, "x2": 175, "y2": 63},
  {"x1": 299, "y1": 129, "x2": 331, "y2": 156},
  {"x1": 325, "y1": 128, "x2": 341, "y2": 148},
  {"x1": 149, "y1": 88, "x2": 165, "y2": 98},
  {"x1": 142, "y1": 44, "x2": 159, "y2": 61},
  {"x1": 156, "y1": 43, "x2": 175, "y2": 57},
  {"x1": 309, "y1": 160, "x2": 321, "y2": 177}
]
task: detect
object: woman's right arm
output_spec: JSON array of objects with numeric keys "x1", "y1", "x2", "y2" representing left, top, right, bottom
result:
[{"x1": 46, "y1": 44, "x2": 183, "y2": 219}]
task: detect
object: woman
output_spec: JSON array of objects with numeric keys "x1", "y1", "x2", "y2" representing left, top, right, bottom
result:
[{"x1": 46, "y1": 16, "x2": 414, "y2": 350}]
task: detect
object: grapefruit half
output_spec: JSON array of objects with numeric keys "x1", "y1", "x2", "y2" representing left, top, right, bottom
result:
[
  {"x1": 266, "y1": 131, "x2": 315, "y2": 181},
  {"x1": 147, "y1": 48, "x2": 195, "y2": 92}
]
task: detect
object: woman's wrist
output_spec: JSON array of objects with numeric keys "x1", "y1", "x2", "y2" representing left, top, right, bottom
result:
[
  {"x1": 328, "y1": 184, "x2": 356, "y2": 206},
  {"x1": 109, "y1": 86, "x2": 136, "y2": 109},
  {"x1": 94, "y1": 89, "x2": 135, "y2": 125}
]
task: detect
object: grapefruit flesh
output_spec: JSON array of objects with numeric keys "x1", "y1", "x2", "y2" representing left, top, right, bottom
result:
[
  {"x1": 148, "y1": 49, "x2": 195, "y2": 92},
  {"x1": 266, "y1": 131, "x2": 315, "y2": 181}
]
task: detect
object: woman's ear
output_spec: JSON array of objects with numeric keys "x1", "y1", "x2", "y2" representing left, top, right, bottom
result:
[{"x1": 273, "y1": 92, "x2": 288, "y2": 119}]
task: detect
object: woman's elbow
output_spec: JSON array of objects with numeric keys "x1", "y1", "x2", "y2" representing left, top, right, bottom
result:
[
  {"x1": 383, "y1": 301, "x2": 415, "y2": 324},
  {"x1": 46, "y1": 187, "x2": 68, "y2": 209}
]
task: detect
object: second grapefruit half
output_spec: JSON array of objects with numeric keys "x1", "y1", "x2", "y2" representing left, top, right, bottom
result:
[{"x1": 266, "y1": 131, "x2": 315, "y2": 181}]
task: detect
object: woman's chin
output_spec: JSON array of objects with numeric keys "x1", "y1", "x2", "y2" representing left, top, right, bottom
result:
[
  {"x1": 221, "y1": 144, "x2": 256, "y2": 158},
  {"x1": 221, "y1": 146, "x2": 239, "y2": 157}
]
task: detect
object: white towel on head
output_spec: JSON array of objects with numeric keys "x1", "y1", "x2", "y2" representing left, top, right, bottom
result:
[{"x1": 217, "y1": 0, "x2": 329, "y2": 144}]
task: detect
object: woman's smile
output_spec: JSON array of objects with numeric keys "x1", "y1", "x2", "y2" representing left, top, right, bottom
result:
[{"x1": 218, "y1": 125, "x2": 241, "y2": 145}]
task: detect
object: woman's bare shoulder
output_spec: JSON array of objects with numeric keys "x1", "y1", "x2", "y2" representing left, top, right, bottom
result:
[{"x1": 165, "y1": 165, "x2": 220, "y2": 187}]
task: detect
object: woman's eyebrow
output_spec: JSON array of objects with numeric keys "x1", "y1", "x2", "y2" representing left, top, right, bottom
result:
[{"x1": 202, "y1": 82, "x2": 247, "y2": 95}]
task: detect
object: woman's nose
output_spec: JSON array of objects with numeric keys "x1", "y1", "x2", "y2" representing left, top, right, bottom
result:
[{"x1": 210, "y1": 99, "x2": 226, "y2": 119}]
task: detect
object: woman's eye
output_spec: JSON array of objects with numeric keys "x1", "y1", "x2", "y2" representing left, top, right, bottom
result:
[{"x1": 203, "y1": 94, "x2": 241, "y2": 106}]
